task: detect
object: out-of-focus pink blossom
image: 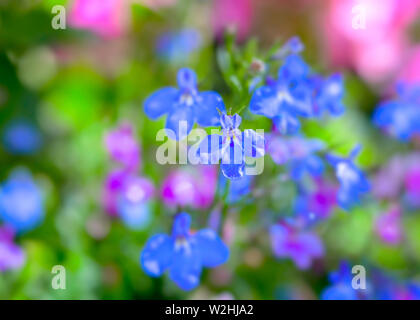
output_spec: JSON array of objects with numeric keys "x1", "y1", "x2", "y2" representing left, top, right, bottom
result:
[
  {"x1": 399, "y1": 46, "x2": 420, "y2": 84},
  {"x1": 161, "y1": 166, "x2": 217, "y2": 210},
  {"x1": 69, "y1": 0, "x2": 129, "y2": 39},
  {"x1": 307, "y1": 180, "x2": 337, "y2": 219},
  {"x1": 104, "y1": 123, "x2": 140, "y2": 171},
  {"x1": 270, "y1": 222, "x2": 324, "y2": 270},
  {"x1": 103, "y1": 169, "x2": 128, "y2": 216},
  {"x1": 405, "y1": 167, "x2": 420, "y2": 207},
  {"x1": 375, "y1": 206, "x2": 403, "y2": 245},
  {"x1": 0, "y1": 226, "x2": 25, "y2": 272},
  {"x1": 323, "y1": 0, "x2": 420, "y2": 83},
  {"x1": 212, "y1": 0, "x2": 253, "y2": 41}
]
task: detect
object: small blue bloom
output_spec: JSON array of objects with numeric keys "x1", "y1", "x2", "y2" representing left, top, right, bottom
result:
[
  {"x1": 197, "y1": 114, "x2": 265, "y2": 180},
  {"x1": 156, "y1": 29, "x2": 202, "y2": 64},
  {"x1": 326, "y1": 145, "x2": 370, "y2": 210},
  {"x1": 373, "y1": 83, "x2": 420, "y2": 141},
  {"x1": 117, "y1": 176, "x2": 154, "y2": 230},
  {"x1": 2, "y1": 120, "x2": 42, "y2": 155},
  {"x1": 0, "y1": 169, "x2": 44, "y2": 233},
  {"x1": 273, "y1": 36, "x2": 304, "y2": 60},
  {"x1": 321, "y1": 262, "x2": 359, "y2": 300},
  {"x1": 314, "y1": 73, "x2": 345, "y2": 116},
  {"x1": 219, "y1": 173, "x2": 252, "y2": 203},
  {"x1": 140, "y1": 212, "x2": 229, "y2": 290},
  {"x1": 250, "y1": 54, "x2": 313, "y2": 134},
  {"x1": 144, "y1": 68, "x2": 226, "y2": 140},
  {"x1": 266, "y1": 135, "x2": 325, "y2": 180}
]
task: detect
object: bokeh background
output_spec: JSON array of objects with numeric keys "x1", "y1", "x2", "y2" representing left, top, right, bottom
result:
[{"x1": 0, "y1": 0, "x2": 419, "y2": 299}]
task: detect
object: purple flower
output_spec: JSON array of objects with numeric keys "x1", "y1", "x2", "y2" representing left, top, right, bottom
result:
[
  {"x1": 404, "y1": 166, "x2": 420, "y2": 208},
  {"x1": 270, "y1": 222, "x2": 324, "y2": 270},
  {"x1": 105, "y1": 123, "x2": 140, "y2": 171},
  {"x1": 140, "y1": 212, "x2": 229, "y2": 290},
  {"x1": 0, "y1": 169, "x2": 44, "y2": 233},
  {"x1": 118, "y1": 176, "x2": 154, "y2": 230},
  {"x1": 144, "y1": 68, "x2": 226, "y2": 140},
  {"x1": 0, "y1": 226, "x2": 25, "y2": 272},
  {"x1": 374, "y1": 206, "x2": 403, "y2": 245},
  {"x1": 250, "y1": 54, "x2": 313, "y2": 134},
  {"x1": 373, "y1": 83, "x2": 420, "y2": 141},
  {"x1": 326, "y1": 145, "x2": 370, "y2": 210},
  {"x1": 295, "y1": 179, "x2": 337, "y2": 223},
  {"x1": 198, "y1": 114, "x2": 265, "y2": 179},
  {"x1": 103, "y1": 169, "x2": 127, "y2": 217},
  {"x1": 161, "y1": 166, "x2": 218, "y2": 210}
]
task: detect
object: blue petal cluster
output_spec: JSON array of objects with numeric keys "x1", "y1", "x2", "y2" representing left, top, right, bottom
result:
[
  {"x1": 250, "y1": 54, "x2": 313, "y2": 134},
  {"x1": 326, "y1": 145, "x2": 370, "y2": 210},
  {"x1": 198, "y1": 114, "x2": 265, "y2": 179},
  {"x1": 144, "y1": 68, "x2": 226, "y2": 140},
  {"x1": 373, "y1": 83, "x2": 420, "y2": 141},
  {"x1": 0, "y1": 169, "x2": 44, "y2": 233},
  {"x1": 140, "y1": 212, "x2": 229, "y2": 290}
]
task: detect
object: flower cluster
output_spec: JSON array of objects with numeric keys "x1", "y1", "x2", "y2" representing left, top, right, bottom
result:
[{"x1": 103, "y1": 123, "x2": 155, "y2": 230}]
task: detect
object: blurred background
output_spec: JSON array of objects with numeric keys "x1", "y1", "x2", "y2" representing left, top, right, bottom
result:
[{"x1": 0, "y1": 0, "x2": 419, "y2": 299}]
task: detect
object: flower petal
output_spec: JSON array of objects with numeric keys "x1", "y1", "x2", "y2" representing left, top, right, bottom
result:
[
  {"x1": 193, "y1": 229, "x2": 229, "y2": 267},
  {"x1": 140, "y1": 234, "x2": 174, "y2": 277},
  {"x1": 196, "y1": 92, "x2": 226, "y2": 127},
  {"x1": 197, "y1": 134, "x2": 223, "y2": 164},
  {"x1": 165, "y1": 106, "x2": 195, "y2": 140},
  {"x1": 169, "y1": 240, "x2": 202, "y2": 290},
  {"x1": 250, "y1": 86, "x2": 280, "y2": 118},
  {"x1": 221, "y1": 139, "x2": 245, "y2": 180},
  {"x1": 144, "y1": 87, "x2": 178, "y2": 120},
  {"x1": 243, "y1": 129, "x2": 265, "y2": 158}
]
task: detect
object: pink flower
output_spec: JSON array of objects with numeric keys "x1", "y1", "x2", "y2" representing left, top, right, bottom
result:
[
  {"x1": 405, "y1": 166, "x2": 420, "y2": 207},
  {"x1": 270, "y1": 222, "x2": 324, "y2": 270},
  {"x1": 375, "y1": 206, "x2": 403, "y2": 245},
  {"x1": 399, "y1": 46, "x2": 420, "y2": 84},
  {"x1": 322, "y1": 0, "x2": 420, "y2": 83},
  {"x1": 104, "y1": 123, "x2": 140, "y2": 171},
  {"x1": 103, "y1": 169, "x2": 128, "y2": 216},
  {"x1": 212, "y1": 0, "x2": 253, "y2": 41},
  {"x1": 69, "y1": 0, "x2": 128, "y2": 39},
  {"x1": 0, "y1": 226, "x2": 25, "y2": 272},
  {"x1": 161, "y1": 166, "x2": 217, "y2": 210}
]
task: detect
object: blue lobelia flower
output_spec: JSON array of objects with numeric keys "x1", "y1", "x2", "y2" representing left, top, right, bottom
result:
[
  {"x1": 321, "y1": 262, "x2": 360, "y2": 300},
  {"x1": 326, "y1": 145, "x2": 370, "y2": 210},
  {"x1": 249, "y1": 54, "x2": 313, "y2": 134},
  {"x1": 218, "y1": 173, "x2": 253, "y2": 204},
  {"x1": 373, "y1": 83, "x2": 420, "y2": 141},
  {"x1": 140, "y1": 212, "x2": 229, "y2": 291},
  {"x1": 197, "y1": 113, "x2": 265, "y2": 180},
  {"x1": 2, "y1": 119, "x2": 42, "y2": 155},
  {"x1": 272, "y1": 36, "x2": 304, "y2": 60},
  {"x1": 0, "y1": 169, "x2": 44, "y2": 233},
  {"x1": 144, "y1": 68, "x2": 226, "y2": 140},
  {"x1": 313, "y1": 73, "x2": 345, "y2": 116}
]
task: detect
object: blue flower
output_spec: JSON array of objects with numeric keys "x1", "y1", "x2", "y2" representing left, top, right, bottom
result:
[
  {"x1": 266, "y1": 135, "x2": 325, "y2": 180},
  {"x1": 0, "y1": 169, "x2": 44, "y2": 233},
  {"x1": 219, "y1": 173, "x2": 252, "y2": 203},
  {"x1": 313, "y1": 73, "x2": 345, "y2": 116},
  {"x1": 373, "y1": 83, "x2": 420, "y2": 141},
  {"x1": 2, "y1": 120, "x2": 42, "y2": 155},
  {"x1": 156, "y1": 29, "x2": 202, "y2": 64},
  {"x1": 250, "y1": 54, "x2": 313, "y2": 134},
  {"x1": 321, "y1": 262, "x2": 359, "y2": 300},
  {"x1": 326, "y1": 145, "x2": 370, "y2": 210},
  {"x1": 117, "y1": 176, "x2": 154, "y2": 230},
  {"x1": 140, "y1": 212, "x2": 229, "y2": 290},
  {"x1": 197, "y1": 114, "x2": 265, "y2": 180},
  {"x1": 144, "y1": 68, "x2": 226, "y2": 140},
  {"x1": 273, "y1": 36, "x2": 304, "y2": 60}
]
